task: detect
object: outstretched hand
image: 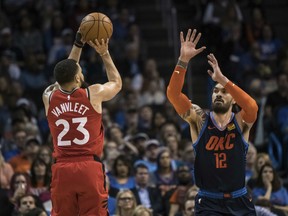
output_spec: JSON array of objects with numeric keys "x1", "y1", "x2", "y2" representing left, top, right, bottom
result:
[
  {"x1": 87, "y1": 38, "x2": 109, "y2": 56},
  {"x1": 207, "y1": 53, "x2": 226, "y2": 83},
  {"x1": 179, "y1": 29, "x2": 206, "y2": 62}
]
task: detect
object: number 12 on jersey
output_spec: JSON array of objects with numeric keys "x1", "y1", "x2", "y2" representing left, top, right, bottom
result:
[{"x1": 214, "y1": 152, "x2": 227, "y2": 168}]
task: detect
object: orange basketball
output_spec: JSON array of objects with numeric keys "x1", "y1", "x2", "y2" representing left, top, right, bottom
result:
[{"x1": 79, "y1": 12, "x2": 113, "y2": 42}]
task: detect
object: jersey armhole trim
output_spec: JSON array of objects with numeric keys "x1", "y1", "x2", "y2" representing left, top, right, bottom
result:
[
  {"x1": 193, "y1": 113, "x2": 209, "y2": 149},
  {"x1": 86, "y1": 88, "x2": 90, "y2": 100},
  {"x1": 49, "y1": 91, "x2": 54, "y2": 104}
]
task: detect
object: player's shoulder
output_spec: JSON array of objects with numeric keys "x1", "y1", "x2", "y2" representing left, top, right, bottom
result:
[{"x1": 87, "y1": 84, "x2": 103, "y2": 94}]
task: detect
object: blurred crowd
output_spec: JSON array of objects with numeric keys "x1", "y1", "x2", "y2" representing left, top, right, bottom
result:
[{"x1": 0, "y1": 0, "x2": 288, "y2": 215}]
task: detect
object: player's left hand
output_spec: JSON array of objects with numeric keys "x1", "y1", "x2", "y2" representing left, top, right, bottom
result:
[
  {"x1": 207, "y1": 53, "x2": 225, "y2": 82},
  {"x1": 88, "y1": 38, "x2": 109, "y2": 57},
  {"x1": 74, "y1": 30, "x2": 85, "y2": 48}
]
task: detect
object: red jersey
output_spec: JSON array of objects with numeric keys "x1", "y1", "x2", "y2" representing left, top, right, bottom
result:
[{"x1": 47, "y1": 88, "x2": 104, "y2": 159}]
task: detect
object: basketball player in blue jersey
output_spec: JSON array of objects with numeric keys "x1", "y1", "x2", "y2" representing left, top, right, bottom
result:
[{"x1": 167, "y1": 29, "x2": 258, "y2": 215}]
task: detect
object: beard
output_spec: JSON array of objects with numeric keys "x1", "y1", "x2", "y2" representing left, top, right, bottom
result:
[
  {"x1": 178, "y1": 176, "x2": 192, "y2": 186},
  {"x1": 212, "y1": 101, "x2": 231, "y2": 114}
]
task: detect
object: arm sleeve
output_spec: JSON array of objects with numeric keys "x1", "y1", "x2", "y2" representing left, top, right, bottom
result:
[
  {"x1": 166, "y1": 66, "x2": 192, "y2": 114},
  {"x1": 224, "y1": 81, "x2": 258, "y2": 123}
]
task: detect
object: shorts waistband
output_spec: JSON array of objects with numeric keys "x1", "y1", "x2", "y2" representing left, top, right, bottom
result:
[
  {"x1": 198, "y1": 187, "x2": 247, "y2": 199},
  {"x1": 54, "y1": 155, "x2": 101, "y2": 163}
]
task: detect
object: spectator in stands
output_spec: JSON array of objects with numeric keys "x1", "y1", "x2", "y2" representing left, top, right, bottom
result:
[
  {"x1": 158, "y1": 121, "x2": 181, "y2": 146},
  {"x1": 0, "y1": 27, "x2": 24, "y2": 67},
  {"x1": 103, "y1": 141, "x2": 121, "y2": 173},
  {"x1": 245, "y1": 7, "x2": 266, "y2": 46},
  {"x1": 8, "y1": 172, "x2": 31, "y2": 206},
  {"x1": 138, "y1": 105, "x2": 154, "y2": 136},
  {"x1": 176, "y1": 198, "x2": 195, "y2": 216},
  {"x1": 9, "y1": 136, "x2": 41, "y2": 173},
  {"x1": 163, "y1": 134, "x2": 181, "y2": 161},
  {"x1": 16, "y1": 194, "x2": 47, "y2": 216},
  {"x1": 47, "y1": 28, "x2": 74, "y2": 65},
  {"x1": 106, "y1": 123, "x2": 138, "y2": 156},
  {"x1": 247, "y1": 153, "x2": 272, "y2": 190},
  {"x1": 115, "y1": 189, "x2": 137, "y2": 216},
  {"x1": 150, "y1": 109, "x2": 167, "y2": 139},
  {"x1": 132, "y1": 205, "x2": 153, "y2": 216},
  {"x1": 142, "y1": 58, "x2": 165, "y2": 93},
  {"x1": 29, "y1": 158, "x2": 51, "y2": 200},
  {"x1": 122, "y1": 106, "x2": 139, "y2": 136},
  {"x1": 134, "y1": 139, "x2": 160, "y2": 173},
  {"x1": 246, "y1": 143, "x2": 257, "y2": 183},
  {"x1": 252, "y1": 163, "x2": 288, "y2": 214},
  {"x1": 129, "y1": 133, "x2": 149, "y2": 161},
  {"x1": 257, "y1": 24, "x2": 283, "y2": 65},
  {"x1": 131, "y1": 163, "x2": 163, "y2": 215},
  {"x1": 108, "y1": 154, "x2": 136, "y2": 190},
  {"x1": 0, "y1": 50, "x2": 22, "y2": 80},
  {"x1": 265, "y1": 72, "x2": 288, "y2": 170},
  {"x1": 150, "y1": 148, "x2": 177, "y2": 197},
  {"x1": 2, "y1": 127, "x2": 27, "y2": 161},
  {"x1": 168, "y1": 164, "x2": 194, "y2": 216},
  {"x1": 117, "y1": 42, "x2": 143, "y2": 92},
  {"x1": 36, "y1": 145, "x2": 52, "y2": 173},
  {"x1": 181, "y1": 140, "x2": 196, "y2": 174},
  {"x1": 14, "y1": 14, "x2": 43, "y2": 54},
  {"x1": 248, "y1": 78, "x2": 268, "y2": 149},
  {"x1": 174, "y1": 185, "x2": 199, "y2": 216},
  {"x1": 140, "y1": 80, "x2": 166, "y2": 107}
]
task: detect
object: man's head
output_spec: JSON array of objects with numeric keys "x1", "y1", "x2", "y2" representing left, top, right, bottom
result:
[
  {"x1": 211, "y1": 83, "x2": 235, "y2": 114},
  {"x1": 145, "y1": 139, "x2": 160, "y2": 161},
  {"x1": 134, "y1": 163, "x2": 149, "y2": 187},
  {"x1": 183, "y1": 199, "x2": 195, "y2": 216},
  {"x1": 54, "y1": 59, "x2": 87, "y2": 88},
  {"x1": 177, "y1": 164, "x2": 193, "y2": 186},
  {"x1": 18, "y1": 195, "x2": 36, "y2": 214},
  {"x1": 276, "y1": 72, "x2": 288, "y2": 92}
]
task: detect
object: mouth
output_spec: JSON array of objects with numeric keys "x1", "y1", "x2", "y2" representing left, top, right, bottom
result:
[{"x1": 214, "y1": 99, "x2": 224, "y2": 103}]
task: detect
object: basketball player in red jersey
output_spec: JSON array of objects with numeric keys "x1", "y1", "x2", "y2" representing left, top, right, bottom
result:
[
  {"x1": 42, "y1": 31, "x2": 122, "y2": 216},
  {"x1": 167, "y1": 29, "x2": 258, "y2": 215}
]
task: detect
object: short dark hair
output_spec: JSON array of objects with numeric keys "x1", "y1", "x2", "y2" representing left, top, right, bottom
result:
[
  {"x1": 134, "y1": 163, "x2": 148, "y2": 173},
  {"x1": 54, "y1": 59, "x2": 78, "y2": 85}
]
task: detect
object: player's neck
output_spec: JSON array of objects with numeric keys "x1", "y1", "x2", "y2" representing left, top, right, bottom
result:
[
  {"x1": 60, "y1": 83, "x2": 79, "y2": 92},
  {"x1": 212, "y1": 111, "x2": 232, "y2": 128}
]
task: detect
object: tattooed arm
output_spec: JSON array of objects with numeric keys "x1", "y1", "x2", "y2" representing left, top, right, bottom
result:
[{"x1": 179, "y1": 104, "x2": 207, "y2": 143}]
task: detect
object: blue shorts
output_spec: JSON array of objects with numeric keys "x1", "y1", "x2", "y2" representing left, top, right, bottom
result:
[{"x1": 194, "y1": 193, "x2": 256, "y2": 216}]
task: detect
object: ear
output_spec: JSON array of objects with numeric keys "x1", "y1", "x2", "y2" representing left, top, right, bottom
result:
[{"x1": 74, "y1": 74, "x2": 81, "y2": 84}]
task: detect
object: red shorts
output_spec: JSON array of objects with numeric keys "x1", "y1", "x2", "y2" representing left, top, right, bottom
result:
[{"x1": 50, "y1": 156, "x2": 108, "y2": 216}]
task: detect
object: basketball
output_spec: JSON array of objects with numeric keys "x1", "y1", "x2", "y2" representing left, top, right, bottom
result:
[{"x1": 79, "y1": 12, "x2": 113, "y2": 42}]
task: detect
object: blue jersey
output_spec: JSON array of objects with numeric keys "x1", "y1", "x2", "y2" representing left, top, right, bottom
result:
[{"x1": 193, "y1": 112, "x2": 248, "y2": 192}]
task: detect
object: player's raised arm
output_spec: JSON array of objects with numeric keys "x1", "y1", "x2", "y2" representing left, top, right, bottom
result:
[
  {"x1": 68, "y1": 30, "x2": 85, "y2": 62},
  {"x1": 207, "y1": 53, "x2": 258, "y2": 127},
  {"x1": 166, "y1": 29, "x2": 206, "y2": 124},
  {"x1": 42, "y1": 30, "x2": 85, "y2": 115},
  {"x1": 87, "y1": 38, "x2": 122, "y2": 102}
]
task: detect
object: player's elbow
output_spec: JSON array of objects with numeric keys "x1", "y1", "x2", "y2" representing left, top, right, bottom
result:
[
  {"x1": 243, "y1": 100, "x2": 258, "y2": 123},
  {"x1": 115, "y1": 81, "x2": 122, "y2": 93},
  {"x1": 166, "y1": 86, "x2": 178, "y2": 103}
]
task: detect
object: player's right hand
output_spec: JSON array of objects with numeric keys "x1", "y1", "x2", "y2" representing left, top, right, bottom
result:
[
  {"x1": 179, "y1": 28, "x2": 206, "y2": 63},
  {"x1": 87, "y1": 38, "x2": 109, "y2": 57}
]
